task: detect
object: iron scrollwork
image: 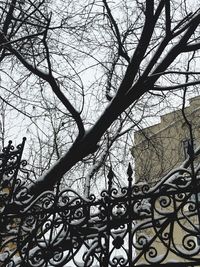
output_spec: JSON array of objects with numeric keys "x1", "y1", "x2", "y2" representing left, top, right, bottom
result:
[{"x1": 1, "y1": 141, "x2": 200, "y2": 266}]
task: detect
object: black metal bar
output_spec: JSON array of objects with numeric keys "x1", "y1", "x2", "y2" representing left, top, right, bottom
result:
[{"x1": 1, "y1": 140, "x2": 200, "y2": 267}]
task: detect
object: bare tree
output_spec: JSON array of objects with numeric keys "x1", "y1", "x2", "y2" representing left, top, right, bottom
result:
[{"x1": 1, "y1": 0, "x2": 200, "y2": 196}]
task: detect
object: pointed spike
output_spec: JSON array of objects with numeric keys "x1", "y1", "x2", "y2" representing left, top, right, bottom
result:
[
  {"x1": 127, "y1": 163, "x2": 133, "y2": 177},
  {"x1": 8, "y1": 140, "x2": 12, "y2": 148}
]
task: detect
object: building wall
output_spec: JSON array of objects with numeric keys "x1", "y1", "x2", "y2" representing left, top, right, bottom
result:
[{"x1": 132, "y1": 96, "x2": 200, "y2": 183}]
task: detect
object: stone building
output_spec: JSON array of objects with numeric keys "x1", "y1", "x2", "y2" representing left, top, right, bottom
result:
[{"x1": 132, "y1": 95, "x2": 200, "y2": 184}]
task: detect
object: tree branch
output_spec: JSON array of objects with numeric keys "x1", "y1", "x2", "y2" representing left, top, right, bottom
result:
[
  {"x1": 3, "y1": 0, "x2": 17, "y2": 34},
  {"x1": 150, "y1": 70, "x2": 200, "y2": 78},
  {"x1": 117, "y1": 0, "x2": 163, "y2": 96},
  {"x1": 103, "y1": 0, "x2": 130, "y2": 63},
  {"x1": 149, "y1": 12, "x2": 200, "y2": 84},
  {"x1": 182, "y1": 42, "x2": 200, "y2": 52},
  {"x1": 0, "y1": 30, "x2": 46, "y2": 48},
  {"x1": 165, "y1": 0, "x2": 171, "y2": 36},
  {"x1": 6, "y1": 38, "x2": 85, "y2": 138},
  {"x1": 153, "y1": 79, "x2": 200, "y2": 91}
]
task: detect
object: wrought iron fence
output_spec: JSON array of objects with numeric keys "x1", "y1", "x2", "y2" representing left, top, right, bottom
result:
[{"x1": 1, "y1": 139, "x2": 200, "y2": 266}]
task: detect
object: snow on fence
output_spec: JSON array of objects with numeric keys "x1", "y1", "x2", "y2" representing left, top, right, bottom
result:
[{"x1": 1, "y1": 139, "x2": 200, "y2": 266}]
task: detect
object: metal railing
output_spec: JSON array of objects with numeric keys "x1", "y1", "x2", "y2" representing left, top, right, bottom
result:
[{"x1": 1, "y1": 139, "x2": 200, "y2": 266}]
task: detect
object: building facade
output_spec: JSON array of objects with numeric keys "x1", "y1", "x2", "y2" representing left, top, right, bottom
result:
[{"x1": 132, "y1": 95, "x2": 200, "y2": 184}]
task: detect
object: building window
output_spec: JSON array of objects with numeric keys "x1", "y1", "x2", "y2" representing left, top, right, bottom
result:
[{"x1": 182, "y1": 139, "x2": 196, "y2": 159}]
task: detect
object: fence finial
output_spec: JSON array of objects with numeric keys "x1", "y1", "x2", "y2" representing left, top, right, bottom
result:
[{"x1": 127, "y1": 163, "x2": 133, "y2": 177}]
